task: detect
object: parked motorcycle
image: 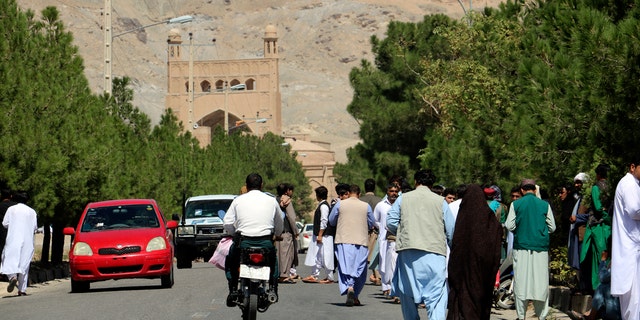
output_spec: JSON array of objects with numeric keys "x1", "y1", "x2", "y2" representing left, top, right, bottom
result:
[
  {"x1": 494, "y1": 252, "x2": 515, "y2": 309},
  {"x1": 233, "y1": 245, "x2": 278, "y2": 320}
]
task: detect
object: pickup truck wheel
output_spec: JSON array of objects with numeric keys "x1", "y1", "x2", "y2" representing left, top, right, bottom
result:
[{"x1": 176, "y1": 251, "x2": 192, "y2": 269}]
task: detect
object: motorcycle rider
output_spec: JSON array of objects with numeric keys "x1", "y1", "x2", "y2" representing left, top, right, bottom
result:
[{"x1": 223, "y1": 173, "x2": 284, "y2": 307}]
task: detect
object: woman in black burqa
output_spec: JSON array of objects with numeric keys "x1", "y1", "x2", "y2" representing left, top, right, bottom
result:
[{"x1": 447, "y1": 184, "x2": 503, "y2": 320}]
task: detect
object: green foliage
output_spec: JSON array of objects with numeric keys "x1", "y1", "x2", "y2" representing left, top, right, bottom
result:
[
  {"x1": 549, "y1": 246, "x2": 576, "y2": 287},
  {"x1": 0, "y1": 1, "x2": 311, "y2": 263},
  {"x1": 342, "y1": 0, "x2": 640, "y2": 194}
]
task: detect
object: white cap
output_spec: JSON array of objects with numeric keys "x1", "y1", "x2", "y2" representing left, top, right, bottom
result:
[{"x1": 574, "y1": 172, "x2": 588, "y2": 182}]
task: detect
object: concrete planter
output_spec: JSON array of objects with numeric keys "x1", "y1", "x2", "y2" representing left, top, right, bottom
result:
[
  {"x1": 549, "y1": 286, "x2": 572, "y2": 312},
  {"x1": 27, "y1": 262, "x2": 70, "y2": 285}
]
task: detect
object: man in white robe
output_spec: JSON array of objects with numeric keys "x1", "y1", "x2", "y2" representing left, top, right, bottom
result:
[
  {"x1": 374, "y1": 183, "x2": 399, "y2": 296},
  {"x1": 611, "y1": 157, "x2": 640, "y2": 319},
  {"x1": 0, "y1": 191, "x2": 37, "y2": 295}
]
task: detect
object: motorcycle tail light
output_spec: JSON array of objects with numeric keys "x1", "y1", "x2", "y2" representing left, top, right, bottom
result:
[{"x1": 249, "y1": 253, "x2": 264, "y2": 264}]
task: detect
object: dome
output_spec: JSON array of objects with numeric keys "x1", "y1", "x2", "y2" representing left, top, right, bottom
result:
[
  {"x1": 167, "y1": 28, "x2": 182, "y2": 42},
  {"x1": 264, "y1": 25, "x2": 278, "y2": 39}
]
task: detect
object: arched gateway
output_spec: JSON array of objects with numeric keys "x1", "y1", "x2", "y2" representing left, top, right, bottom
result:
[{"x1": 165, "y1": 26, "x2": 282, "y2": 146}]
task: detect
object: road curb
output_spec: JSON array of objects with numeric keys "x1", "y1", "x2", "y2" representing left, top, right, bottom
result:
[{"x1": 27, "y1": 262, "x2": 70, "y2": 285}]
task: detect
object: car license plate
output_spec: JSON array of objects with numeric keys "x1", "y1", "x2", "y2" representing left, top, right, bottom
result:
[{"x1": 239, "y1": 264, "x2": 270, "y2": 280}]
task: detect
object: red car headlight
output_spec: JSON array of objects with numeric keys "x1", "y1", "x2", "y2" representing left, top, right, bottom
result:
[
  {"x1": 146, "y1": 237, "x2": 167, "y2": 252},
  {"x1": 73, "y1": 242, "x2": 93, "y2": 256}
]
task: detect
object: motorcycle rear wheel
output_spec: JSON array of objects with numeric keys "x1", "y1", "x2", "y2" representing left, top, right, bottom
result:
[
  {"x1": 243, "y1": 293, "x2": 258, "y2": 320},
  {"x1": 495, "y1": 278, "x2": 515, "y2": 309}
]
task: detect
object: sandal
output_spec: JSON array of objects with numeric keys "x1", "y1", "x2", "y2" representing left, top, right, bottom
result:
[
  {"x1": 318, "y1": 279, "x2": 333, "y2": 284},
  {"x1": 278, "y1": 277, "x2": 295, "y2": 284},
  {"x1": 392, "y1": 297, "x2": 401, "y2": 304},
  {"x1": 346, "y1": 288, "x2": 355, "y2": 306},
  {"x1": 301, "y1": 276, "x2": 319, "y2": 283},
  {"x1": 354, "y1": 298, "x2": 362, "y2": 306},
  {"x1": 7, "y1": 277, "x2": 17, "y2": 293}
]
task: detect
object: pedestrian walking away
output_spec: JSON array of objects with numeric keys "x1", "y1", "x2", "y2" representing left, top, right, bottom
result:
[
  {"x1": 329, "y1": 184, "x2": 375, "y2": 307},
  {"x1": 505, "y1": 179, "x2": 556, "y2": 320},
  {"x1": 387, "y1": 169, "x2": 455, "y2": 320},
  {"x1": 0, "y1": 191, "x2": 37, "y2": 296},
  {"x1": 447, "y1": 184, "x2": 503, "y2": 320}
]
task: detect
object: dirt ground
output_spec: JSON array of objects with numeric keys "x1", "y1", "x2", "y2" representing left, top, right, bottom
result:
[{"x1": 33, "y1": 233, "x2": 71, "y2": 262}]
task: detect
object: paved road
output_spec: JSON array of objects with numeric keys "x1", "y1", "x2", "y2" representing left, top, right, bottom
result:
[{"x1": 0, "y1": 252, "x2": 569, "y2": 320}]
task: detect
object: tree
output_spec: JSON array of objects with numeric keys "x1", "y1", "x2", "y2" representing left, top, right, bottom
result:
[
  {"x1": 0, "y1": 2, "x2": 314, "y2": 264},
  {"x1": 341, "y1": 0, "x2": 640, "y2": 193}
]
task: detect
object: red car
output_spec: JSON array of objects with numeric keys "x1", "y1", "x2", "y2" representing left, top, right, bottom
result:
[{"x1": 63, "y1": 199, "x2": 178, "y2": 293}]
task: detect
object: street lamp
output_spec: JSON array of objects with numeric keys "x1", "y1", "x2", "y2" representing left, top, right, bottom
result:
[
  {"x1": 103, "y1": 0, "x2": 192, "y2": 95},
  {"x1": 228, "y1": 118, "x2": 268, "y2": 134}
]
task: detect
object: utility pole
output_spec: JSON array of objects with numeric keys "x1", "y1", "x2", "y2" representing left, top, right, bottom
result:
[
  {"x1": 224, "y1": 80, "x2": 229, "y2": 134},
  {"x1": 188, "y1": 33, "x2": 194, "y2": 131},
  {"x1": 104, "y1": 0, "x2": 113, "y2": 95}
]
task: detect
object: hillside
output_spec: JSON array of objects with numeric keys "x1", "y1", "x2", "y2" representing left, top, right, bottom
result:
[{"x1": 16, "y1": 0, "x2": 502, "y2": 162}]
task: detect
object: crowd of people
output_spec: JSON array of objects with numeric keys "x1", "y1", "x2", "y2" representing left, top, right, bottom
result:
[
  {"x1": 1, "y1": 161, "x2": 633, "y2": 318},
  {"x1": 0, "y1": 153, "x2": 636, "y2": 320},
  {"x1": 223, "y1": 154, "x2": 639, "y2": 320}
]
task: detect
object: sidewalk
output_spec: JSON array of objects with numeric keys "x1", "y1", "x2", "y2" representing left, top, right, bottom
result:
[
  {"x1": 492, "y1": 306, "x2": 571, "y2": 319},
  {"x1": 490, "y1": 285, "x2": 590, "y2": 319}
]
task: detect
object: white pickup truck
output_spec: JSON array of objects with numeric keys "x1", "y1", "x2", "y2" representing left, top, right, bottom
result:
[{"x1": 175, "y1": 194, "x2": 236, "y2": 269}]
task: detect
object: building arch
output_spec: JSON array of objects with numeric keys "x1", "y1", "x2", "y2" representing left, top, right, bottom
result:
[
  {"x1": 201, "y1": 80, "x2": 211, "y2": 92},
  {"x1": 215, "y1": 80, "x2": 225, "y2": 91},
  {"x1": 246, "y1": 78, "x2": 255, "y2": 90},
  {"x1": 195, "y1": 109, "x2": 246, "y2": 133}
]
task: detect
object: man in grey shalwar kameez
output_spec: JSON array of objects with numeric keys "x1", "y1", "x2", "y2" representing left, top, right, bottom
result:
[{"x1": 505, "y1": 179, "x2": 556, "y2": 320}]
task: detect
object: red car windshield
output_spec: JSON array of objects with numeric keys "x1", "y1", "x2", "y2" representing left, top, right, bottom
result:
[{"x1": 80, "y1": 204, "x2": 160, "y2": 232}]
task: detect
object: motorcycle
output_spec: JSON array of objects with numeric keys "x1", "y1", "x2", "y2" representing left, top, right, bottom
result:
[
  {"x1": 494, "y1": 248, "x2": 515, "y2": 309},
  {"x1": 233, "y1": 245, "x2": 278, "y2": 320}
]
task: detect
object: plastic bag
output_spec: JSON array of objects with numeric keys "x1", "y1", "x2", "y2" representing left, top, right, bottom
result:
[{"x1": 209, "y1": 236, "x2": 233, "y2": 270}]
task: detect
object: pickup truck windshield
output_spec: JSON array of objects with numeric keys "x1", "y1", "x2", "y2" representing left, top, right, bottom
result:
[{"x1": 185, "y1": 199, "x2": 233, "y2": 219}]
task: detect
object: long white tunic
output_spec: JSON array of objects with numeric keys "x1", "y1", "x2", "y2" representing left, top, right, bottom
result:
[
  {"x1": 304, "y1": 201, "x2": 334, "y2": 271},
  {"x1": 611, "y1": 173, "x2": 640, "y2": 309},
  {"x1": 373, "y1": 198, "x2": 392, "y2": 290},
  {"x1": 1, "y1": 203, "x2": 37, "y2": 275}
]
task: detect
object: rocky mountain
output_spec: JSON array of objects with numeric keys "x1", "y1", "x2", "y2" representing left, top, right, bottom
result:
[{"x1": 16, "y1": 0, "x2": 500, "y2": 162}]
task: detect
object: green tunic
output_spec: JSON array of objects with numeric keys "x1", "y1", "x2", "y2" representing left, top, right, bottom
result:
[
  {"x1": 580, "y1": 180, "x2": 612, "y2": 290},
  {"x1": 505, "y1": 193, "x2": 556, "y2": 301}
]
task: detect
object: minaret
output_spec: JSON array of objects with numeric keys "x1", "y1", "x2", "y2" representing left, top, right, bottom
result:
[
  {"x1": 263, "y1": 25, "x2": 278, "y2": 58},
  {"x1": 166, "y1": 29, "x2": 183, "y2": 97},
  {"x1": 167, "y1": 29, "x2": 183, "y2": 61}
]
